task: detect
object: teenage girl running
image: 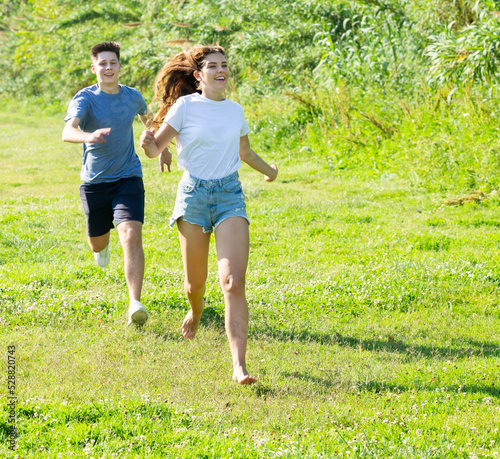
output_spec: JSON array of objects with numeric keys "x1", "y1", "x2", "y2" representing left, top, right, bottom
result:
[{"x1": 141, "y1": 45, "x2": 278, "y2": 384}]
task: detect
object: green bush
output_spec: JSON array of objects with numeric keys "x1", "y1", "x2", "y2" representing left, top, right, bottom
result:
[{"x1": 4, "y1": 0, "x2": 500, "y2": 192}]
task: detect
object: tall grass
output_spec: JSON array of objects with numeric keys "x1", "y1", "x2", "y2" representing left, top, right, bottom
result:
[
  {"x1": 3, "y1": 0, "x2": 499, "y2": 108},
  {"x1": 244, "y1": 81, "x2": 500, "y2": 194}
]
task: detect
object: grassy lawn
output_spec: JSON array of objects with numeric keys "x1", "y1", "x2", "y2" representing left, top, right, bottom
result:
[{"x1": 0, "y1": 105, "x2": 499, "y2": 458}]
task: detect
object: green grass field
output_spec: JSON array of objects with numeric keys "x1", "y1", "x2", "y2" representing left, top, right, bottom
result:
[{"x1": 1, "y1": 104, "x2": 500, "y2": 458}]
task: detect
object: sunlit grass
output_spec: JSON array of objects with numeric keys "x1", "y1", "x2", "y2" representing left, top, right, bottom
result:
[{"x1": 1, "y1": 105, "x2": 500, "y2": 458}]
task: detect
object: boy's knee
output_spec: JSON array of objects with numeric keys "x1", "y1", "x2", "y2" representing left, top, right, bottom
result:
[{"x1": 118, "y1": 222, "x2": 142, "y2": 244}]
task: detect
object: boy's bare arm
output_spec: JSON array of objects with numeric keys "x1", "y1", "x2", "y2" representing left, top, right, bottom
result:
[
  {"x1": 138, "y1": 110, "x2": 153, "y2": 126},
  {"x1": 62, "y1": 117, "x2": 110, "y2": 144}
]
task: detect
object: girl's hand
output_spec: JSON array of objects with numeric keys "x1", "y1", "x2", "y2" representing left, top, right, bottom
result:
[
  {"x1": 160, "y1": 147, "x2": 172, "y2": 173},
  {"x1": 140, "y1": 129, "x2": 156, "y2": 148},
  {"x1": 265, "y1": 164, "x2": 278, "y2": 182}
]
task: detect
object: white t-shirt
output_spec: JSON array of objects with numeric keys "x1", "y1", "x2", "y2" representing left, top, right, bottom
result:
[{"x1": 164, "y1": 93, "x2": 250, "y2": 180}]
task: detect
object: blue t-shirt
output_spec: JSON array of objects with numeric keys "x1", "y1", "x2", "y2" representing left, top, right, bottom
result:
[{"x1": 64, "y1": 84, "x2": 148, "y2": 184}]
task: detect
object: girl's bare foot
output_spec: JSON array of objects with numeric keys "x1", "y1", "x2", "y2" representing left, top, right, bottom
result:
[
  {"x1": 182, "y1": 309, "x2": 202, "y2": 339},
  {"x1": 232, "y1": 366, "x2": 257, "y2": 385},
  {"x1": 181, "y1": 299, "x2": 205, "y2": 339}
]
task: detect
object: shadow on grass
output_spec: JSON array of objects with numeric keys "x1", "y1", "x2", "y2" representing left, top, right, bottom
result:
[
  {"x1": 281, "y1": 370, "x2": 343, "y2": 389},
  {"x1": 338, "y1": 335, "x2": 500, "y2": 360},
  {"x1": 200, "y1": 305, "x2": 225, "y2": 328},
  {"x1": 274, "y1": 370, "x2": 500, "y2": 399},
  {"x1": 252, "y1": 383, "x2": 277, "y2": 399},
  {"x1": 250, "y1": 326, "x2": 500, "y2": 360},
  {"x1": 358, "y1": 380, "x2": 500, "y2": 398},
  {"x1": 148, "y1": 305, "x2": 225, "y2": 342},
  {"x1": 149, "y1": 328, "x2": 185, "y2": 342},
  {"x1": 253, "y1": 370, "x2": 500, "y2": 399}
]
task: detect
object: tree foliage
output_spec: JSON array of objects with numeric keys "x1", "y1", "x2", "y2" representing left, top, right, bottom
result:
[
  {"x1": 426, "y1": 7, "x2": 500, "y2": 87},
  {"x1": 1, "y1": 0, "x2": 500, "y2": 108}
]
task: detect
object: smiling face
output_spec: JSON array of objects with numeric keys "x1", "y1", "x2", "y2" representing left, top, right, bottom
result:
[
  {"x1": 91, "y1": 51, "x2": 121, "y2": 92},
  {"x1": 194, "y1": 52, "x2": 229, "y2": 101}
]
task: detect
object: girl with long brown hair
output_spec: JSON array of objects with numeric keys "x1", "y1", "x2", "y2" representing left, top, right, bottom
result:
[{"x1": 141, "y1": 45, "x2": 278, "y2": 384}]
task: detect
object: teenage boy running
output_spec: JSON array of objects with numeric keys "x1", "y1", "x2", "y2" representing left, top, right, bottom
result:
[{"x1": 62, "y1": 41, "x2": 167, "y2": 326}]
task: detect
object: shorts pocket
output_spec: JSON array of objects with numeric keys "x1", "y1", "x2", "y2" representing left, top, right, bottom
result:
[
  {"x1": 180, "y1": 182, "x2": 196, "y2": 193},
  {"x1": 222, "y1": 180, "x2": 242, "y2": 193}
]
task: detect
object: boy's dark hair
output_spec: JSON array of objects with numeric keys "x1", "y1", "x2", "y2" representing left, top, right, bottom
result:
[{"x1": 91, "y1": 42, "x2": 121, "y2": 61}]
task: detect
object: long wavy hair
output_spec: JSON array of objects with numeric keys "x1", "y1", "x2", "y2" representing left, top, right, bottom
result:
[{"x1": 150, "y1": 45, "x2": 226, "y2": 129}]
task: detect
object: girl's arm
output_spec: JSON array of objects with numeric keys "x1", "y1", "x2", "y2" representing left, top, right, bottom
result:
[
  {"x1": 140, "y1": 122, "x2": 178, "y2": 172},
  {"x1": 239, "y1": 135, "x2": 278, "y2": 182}
]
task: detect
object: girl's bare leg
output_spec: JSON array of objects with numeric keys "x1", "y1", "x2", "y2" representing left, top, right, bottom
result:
[
  {"x1": 177, "y1": 219, "x2": 211, "y2": 339},
  {"x1": 215, "y1": 217, "x2": 256, "y2": 385}
]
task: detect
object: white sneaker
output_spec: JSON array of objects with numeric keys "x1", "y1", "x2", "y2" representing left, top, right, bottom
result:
[
  {"x1": 128, "y1": 300, "x2": 148, "y2": 326},
  {"x1": 93, "y1": 242, "x2": 110, "y2": 268}
]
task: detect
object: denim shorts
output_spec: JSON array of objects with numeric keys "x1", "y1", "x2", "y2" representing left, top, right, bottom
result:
[
  {"x1": 80, "y1": 176, "x2": 145, "y2": 237},
  {"x1": 169, "y1": 171, "x2": 250, "y2": 233}
]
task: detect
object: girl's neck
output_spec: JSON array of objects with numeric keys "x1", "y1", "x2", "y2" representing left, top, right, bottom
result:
[{"x1": 201, "y1": 89, "x2": 224, "y2": 101}]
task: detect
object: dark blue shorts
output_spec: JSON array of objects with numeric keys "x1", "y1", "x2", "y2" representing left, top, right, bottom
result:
[{"x1": 79, "y1": 177, "x2": 145, "y2": 237}]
